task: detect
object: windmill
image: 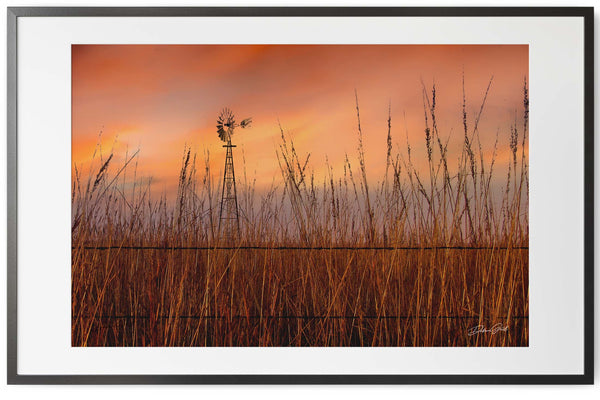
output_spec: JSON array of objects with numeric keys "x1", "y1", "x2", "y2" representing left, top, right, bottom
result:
[{"x1": 216, "y1": 107, "x2": 252, "y2": 242}]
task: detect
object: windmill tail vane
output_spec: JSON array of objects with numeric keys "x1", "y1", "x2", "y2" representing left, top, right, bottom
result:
[
  {"x1": 216, "y1": 107, "x2": 252, "y2": 243},
  {"x1": 239, "y1": 117, "x2": 252, "y2": 128}
]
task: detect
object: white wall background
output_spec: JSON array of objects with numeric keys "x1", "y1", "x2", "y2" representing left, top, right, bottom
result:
[{"x1": 1, "y1": 0, "x2": 598, "y2": 398}]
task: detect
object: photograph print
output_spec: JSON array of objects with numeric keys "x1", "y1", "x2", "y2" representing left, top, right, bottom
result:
[{"x1": 71, "y1": 44, "x2": 529, "y2": 347}]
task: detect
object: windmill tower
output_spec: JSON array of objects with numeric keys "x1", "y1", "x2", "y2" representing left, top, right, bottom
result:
[{"x1": 216, "y1": 107, "x2": 252, "y2": 243}]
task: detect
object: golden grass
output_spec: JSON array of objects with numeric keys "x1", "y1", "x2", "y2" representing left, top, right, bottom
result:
[{"x1": 72, "y1": 78, "x2": 529, "y2": 346}]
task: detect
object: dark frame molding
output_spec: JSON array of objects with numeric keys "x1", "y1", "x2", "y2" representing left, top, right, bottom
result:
[{"x1": 6, "y1": 6, "x2": 594, "y2": 385}]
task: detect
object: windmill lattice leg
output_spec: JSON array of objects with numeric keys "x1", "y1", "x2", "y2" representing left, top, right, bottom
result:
[{"x1": 218, "y1": 142, "x2": 240, "y2": 243}]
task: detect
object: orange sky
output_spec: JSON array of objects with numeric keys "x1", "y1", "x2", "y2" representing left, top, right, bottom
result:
[{"x1": 72, "y1": 45, "x2": 528, "y2": 197}]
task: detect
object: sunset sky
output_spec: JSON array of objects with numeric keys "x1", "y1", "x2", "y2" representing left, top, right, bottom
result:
[{"x1": 72, "y1": 45, "x2": 528, "y2": 198}]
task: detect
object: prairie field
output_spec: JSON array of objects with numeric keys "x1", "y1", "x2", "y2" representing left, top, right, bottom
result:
[{"x1": 72, "y1": 82, "x2": 529, "y2": 347}]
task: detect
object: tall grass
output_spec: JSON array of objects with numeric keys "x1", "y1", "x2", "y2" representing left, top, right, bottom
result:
[{"x1": 72, "y1": 79, "x2": 528, "y2": 346}]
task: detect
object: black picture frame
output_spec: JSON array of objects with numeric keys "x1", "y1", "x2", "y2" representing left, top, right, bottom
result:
[{"x1": 6, "y1": 6, "x2": 594, "y2": 385}]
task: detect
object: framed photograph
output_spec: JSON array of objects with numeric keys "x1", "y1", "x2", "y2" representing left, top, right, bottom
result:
[{"x1": 7, "y1": 7, "x2": 594, "y2": 384}]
